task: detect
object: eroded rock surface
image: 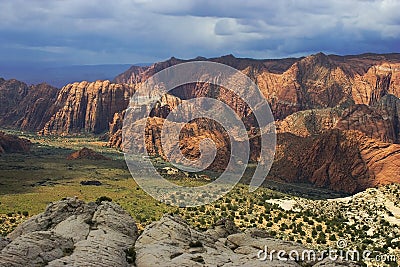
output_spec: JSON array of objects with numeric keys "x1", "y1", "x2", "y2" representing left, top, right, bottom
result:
[
  {"x1": 135, "y1": 215, "x2": 359, "y2": 267},
  {"x1": 0, "y1": 199, "x2": 361, "y2": 266},
  {"x1": 40, "y1": 80, "x2": 135, "y2": 135},
  {"x1": 0, "y1": 79, "x2": 59, "y2": 131},
  {"x1": 0, "y1": 198, "x2": 138, "y2": 267}
]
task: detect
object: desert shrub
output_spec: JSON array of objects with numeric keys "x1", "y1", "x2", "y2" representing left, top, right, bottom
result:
[{"x1": 125, "y1": 247, "x2": 136, "y2": 264}]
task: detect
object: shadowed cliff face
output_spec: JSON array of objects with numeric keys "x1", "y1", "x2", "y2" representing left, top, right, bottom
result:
[
  {"x1": 0, "y1": 79, "x2": 59, "y2": 131},
  {"x1": 270, "y1": 130, "x2": 400, "y2": 194}
]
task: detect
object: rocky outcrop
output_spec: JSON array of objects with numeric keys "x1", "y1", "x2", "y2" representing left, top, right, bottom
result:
[
  {"x1": 1, "y1": 197, "x2": 138, "y2": 267},
  {"x1": 66, "y1": 147, "x2": 110, "y2": 160},
  {"x1": 0, "y1": 198, "x2": 359, "y2": 266},
  {"x1": 0, "y1": 132, "x2": 32, "y2": 154},
  {"x1": 122, "y1": 116, "x2": 231, "y2": 171},
  {"x1": 113, "y1": 65, "x2": 149, "y2": 85},
  {"x1": 135, "y1": 214, "x2": 360, "y2": 267},
  {"x1": 351, "y1": 63, "x2": 400, "y2": 105},
  {"x1": 108, "y1": 111, "x2": 125, "y2": 148},
  {"x1": 276, "y1": 108, "x2": 343, "y2": 137},
  {"x1": 1, "y1": 53, "x2": 400, "y2": 195},
  {"x1": 276, "y1": 103, "x2": 397, "y2": 142},
  {"x1": 0, "y1": 78, "x2": 59, "y2": 131},
  {"x1": 270, "y1": 130, "x2": 400, "y2": 194},
  {"x1": 373, "y1": 94, "x2": 400, "y2": 143},
  {"x1": 40, "y1": 80, "x2": 135, "y2": 135},
  {"x1": 114, "y1": 53, "x2": 400, "y2": 121},
  {"x1": 335, "y1": 104, "x2": 396, "y2": 143},
  {"x1": 136, "y1": 215, "x2": 298, "y2": 267}
]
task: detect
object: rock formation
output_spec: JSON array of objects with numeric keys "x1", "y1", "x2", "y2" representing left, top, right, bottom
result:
[
  {"x1": 1, "y1": 53, "x2": 400, "y2": 194},
  {"x1": 0, "y1": 132, "x2": 32, "y2": 154},
  {"x1": 40, "y1": 80, "x2": 135, "y2": 135},
  {"x1": 0, "y1": 197, "x2": 138, "y2": 267},
  {"x1": 270, "y1": 130, "x2": 400, "y2": 194},
  {"x1": 0, "y1": 198, "x2": 360, "y2": 266},
  {"x1": 0, "y1": 78, "x2": 59, "y2": 131},
  {"x1": 113, "y1": 52, "x2": 400, "y2": 120},
  {"x1": 66, "y1": 147, "x2": 110, "y2": 160},
  {"x1": 276, "y1": 103, "x2": 398, "y2": 143}
]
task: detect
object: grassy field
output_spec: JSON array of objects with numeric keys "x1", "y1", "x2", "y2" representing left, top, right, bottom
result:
[
  {"x1": 0, "y1": 131, "x2": 278, "y2": 225},
  {"x1": 0, "y1": 130, "x2": 347, "y2": 228},
  {"x1": 0, "y1": 132, "x2": 172, "y2": 229}
]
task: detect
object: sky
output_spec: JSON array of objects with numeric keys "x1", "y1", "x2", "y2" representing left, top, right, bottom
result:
[{"x1": 0, "y1": 0, "x2": 399, "y2": 66}]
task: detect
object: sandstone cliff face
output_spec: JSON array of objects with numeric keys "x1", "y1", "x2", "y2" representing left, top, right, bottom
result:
[
  {"x1": 335, "y1": 104, "x2": 396, "y2": 143},
  {"x1": 114, "y1": 53, "x2": 400, "y2": 123},
  {"x1": 113, "y1": 65, "x2": 149, "y2": 84},
  {"x1": 276, "y1": 102, "x2": 399, "y2": 144},
  {"x1": 40, "y1": 80, "x2": 135, "y2": 135},
  {"x1": 276, "y1": 108, "x2": 343, "y2": 137},
  {"x1": 352, "y1": 63, "x2": 400, "y2": 105},
  {"x1": 261, "y1": 53, "x2": 353, "y2": 119},
  {"x1": 1, "y1": 53, "x2": 399, "y2": 194},
  {"x1": 122, "y1": 116, "x2": 231, "y2": 171},
  {"x1": 106, "y1": 53, "x2": 400, "y2": 194},
  {"x1": 0, "y1": 78, "x2": 28, "y2": 127},
  {"x1": 0, "y1": 78, "x2": 58, "y2": 131},
  {"x1": 373, "y1": 94, "x2": 400, "y2": 143}
]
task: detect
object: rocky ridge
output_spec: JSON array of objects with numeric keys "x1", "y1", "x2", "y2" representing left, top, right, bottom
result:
[
  {"x1": 0, "y1": 79, "x2": 59, "y2": 131},
  {"x1": 0, "y1": 198, "x2": 360, "y2": 267},
  {"x1": 268, "y1": 130, "x2": 400, "y2": 194},
  {"x1": 1, "y1": 53, "x2": 400, "y2": 194},
  {"x1": 0, "y1": 198, "x2": 138, "y2": 267}
]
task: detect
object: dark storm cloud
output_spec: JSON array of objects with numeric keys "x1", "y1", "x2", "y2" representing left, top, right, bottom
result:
[{"x1": 0, "y1": 0, "x2": 399, "y2": 65}]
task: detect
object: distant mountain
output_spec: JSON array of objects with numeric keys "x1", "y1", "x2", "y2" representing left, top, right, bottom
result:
[{"x1": 0, "y1": 64, "x2": 150, "y2": 88}]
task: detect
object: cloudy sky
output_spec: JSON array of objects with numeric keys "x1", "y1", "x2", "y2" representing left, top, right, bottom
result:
[{"x1": 1, "y1": 0, "x2": 399, "y2": 66}]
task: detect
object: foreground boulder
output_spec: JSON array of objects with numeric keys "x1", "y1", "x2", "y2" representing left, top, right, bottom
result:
[
  {"x1": 0, "y1": 197, "x2": 138, "y2": 267},
  {"x1": 0, "y1": 198, "x2": 360, "y2": 266},
  {"x1": 135, "y1": 215, "x2": 360, "y2": 267}
]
